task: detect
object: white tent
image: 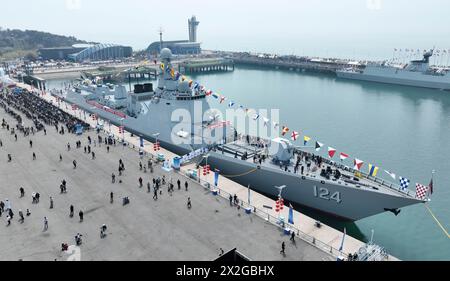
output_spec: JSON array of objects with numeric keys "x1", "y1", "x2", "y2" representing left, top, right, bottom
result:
[
  {"x1": 0, "y1": 68, "x2": 16, "y2": 89},
  {"x1": 348, "y1": 61, "x2": 361, "y2": 66}
]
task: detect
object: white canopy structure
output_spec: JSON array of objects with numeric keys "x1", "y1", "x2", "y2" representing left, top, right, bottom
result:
[{"x1": 0, "y1": 68, "x2": 16, "y2": 89}]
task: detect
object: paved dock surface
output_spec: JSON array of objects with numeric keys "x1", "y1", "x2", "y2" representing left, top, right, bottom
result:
[{"x1": 0, "y1": 96, "x2": 333, "y2": 261}]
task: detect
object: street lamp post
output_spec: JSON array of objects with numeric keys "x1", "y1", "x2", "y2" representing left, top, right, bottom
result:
[
  {"x1": 90, "y1": 107, "x2": 98, "y2": 126},
  {"x1": 152, "y1": 133, "x2": 160, "y2": 148},
  {"x1": 201, "y1": 154, "x2": 210, "y2": 184},
  {"x1": 152, "y1": 133, "x2": 160, "y2": 158},
  {"x1": 275, "y1": 185, "x2": 286, "y2": 221},
  {"x1": 120, "y1": 118, "x2": 126, "y2": 143}
]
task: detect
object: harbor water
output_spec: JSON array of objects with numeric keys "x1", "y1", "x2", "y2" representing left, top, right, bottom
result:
[{"x1": 47, "y1": 66, "x2": 450, "y2": 260}]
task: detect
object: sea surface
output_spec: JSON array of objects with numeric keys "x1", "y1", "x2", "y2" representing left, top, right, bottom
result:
[{"x1": 47, "y1": 66, "x2": 450, "y2": 260}]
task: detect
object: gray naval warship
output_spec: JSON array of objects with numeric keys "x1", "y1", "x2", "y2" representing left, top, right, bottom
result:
[
  {"x1": 336, "y1": 50, "x2": 450, "y2": 90},
  {"x1": 56, "y1": 48, "x2": 428, "y2": 221}
]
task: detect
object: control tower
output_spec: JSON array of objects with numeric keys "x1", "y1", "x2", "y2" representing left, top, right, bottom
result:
[{"x1": 188, "y1": 16, "x2": 200, "y2": 42}]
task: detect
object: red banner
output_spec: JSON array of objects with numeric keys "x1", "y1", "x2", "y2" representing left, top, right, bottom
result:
[{"x1": 86, "y1": 100, "x2": 127, "y2": 119}]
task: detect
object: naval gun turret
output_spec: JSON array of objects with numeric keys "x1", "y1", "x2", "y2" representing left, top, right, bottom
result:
[{"x1": 269, "y1": 138, "x2": 294, "y2": 165}]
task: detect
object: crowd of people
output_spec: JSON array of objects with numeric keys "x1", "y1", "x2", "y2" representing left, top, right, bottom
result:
[
  {"x1": 0, "y1": 89, "x2": 90, "y2": 135},
  {"x1": 0, "y1": 86, "x2": 203, "y2": 260}
]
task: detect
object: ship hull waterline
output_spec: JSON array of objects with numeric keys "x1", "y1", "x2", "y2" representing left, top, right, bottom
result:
[{"x1": 336, "y1": 71, "x2": 450, "y2": 91}]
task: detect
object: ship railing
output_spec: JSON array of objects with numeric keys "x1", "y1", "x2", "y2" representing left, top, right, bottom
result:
[{"x1": 320, "y1": 158, "x2": 414, "y2": 198}]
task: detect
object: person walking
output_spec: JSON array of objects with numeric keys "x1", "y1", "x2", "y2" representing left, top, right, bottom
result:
[
  {"x1": 110, "y1": 192, "x2": 114, "y2": 204},
  {"x1": 280, "y1": 242, "x2": 285, "y2": 255},
  {"x1": 33, "y1": 152, "x2": 36, "y2": 160},
  {"x1": 185, "y1": 181, "x2": 188, "y2": 191},
  {"x1": 153, "y1": 189, "x2": 158, "y2": 201},
  {"x1": 49, "y1": 197, "x2": 54, "y2": 209},
  {"x1": 187, "y1": 197, "x2": 192, "y2": 209},
  {"x1": 73, "y1": 160, "x2": 77, "y2": 169},
  {"x1": 111, "y1": 173, "x2": 116, "y2": 183},
  {"x1": 138, "y1": 177, "x2": 143, "y2": 188},
  {"x1": 100, "y1": 224, "x2": 107, "y2": 239},
  {"x1": 59, "y1": 154, "x2": 63, "y2": 162},
  {"x1": 19, "y1": 187, "x2": 25, "y2": 198},
  {"x1": 149, "y1": 161, "x2": 153, "y2": 173},
  {"x1": 177, "y1": 179, "x2": 181, "y2": 191},
  {"x1": 18, "y1": 210, "x2": 24, "y2": 223},
  {"x1": 6, "y1": 215, "x2": 11, "y2": 226},
  {"x1": 147, "y1": 182, "x2": 151, "y2": 193},
  {"x1": 29, "y1": 140, "x2": 33, "y2": 148},
  {"x1": 290, "y1": 232, "x2": 296, "y2": 243},
  {"x1": 79, "y1": 210, "x2": 84, "y2": 222},
  {"x1": 70, "y1": 205, "x2": 74, "y2": 217},
  {"x1": 43, "y1": 217, "x2": 48, "y2": 231}
]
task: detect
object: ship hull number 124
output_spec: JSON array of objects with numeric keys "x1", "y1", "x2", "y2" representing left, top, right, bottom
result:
[{"x1": 313, "y1": 186, "x2": 342, "y2": 204}]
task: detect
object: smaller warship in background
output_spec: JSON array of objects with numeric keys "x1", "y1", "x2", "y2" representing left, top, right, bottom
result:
[
  {"x1": 337, "y1": 50, "x2": 450, "y2": 90},
  {"x1": 57, "y1": 48, "x2": 428, "y2": 221}
]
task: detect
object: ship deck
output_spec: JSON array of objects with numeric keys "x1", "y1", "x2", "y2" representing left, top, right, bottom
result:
[{"x1": 218, "y1": 140, "x2": 419, "y2": 200}]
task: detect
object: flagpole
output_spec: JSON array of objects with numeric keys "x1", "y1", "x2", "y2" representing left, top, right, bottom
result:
[{"x1": 429, "y1": 170, "x2": 436, "y2": 197}]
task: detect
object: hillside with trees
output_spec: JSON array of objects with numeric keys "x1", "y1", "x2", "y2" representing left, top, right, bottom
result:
[{"x1": 0, "y1": 27, "x2": 95, "y2": 61}]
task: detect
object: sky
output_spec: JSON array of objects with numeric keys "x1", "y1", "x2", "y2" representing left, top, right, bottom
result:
[{"x1": 2, "y1": 0, "x2": 450, "y2": 59}]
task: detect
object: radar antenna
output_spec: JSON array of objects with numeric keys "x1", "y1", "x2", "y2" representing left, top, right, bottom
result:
[{"x1": 158, "y1": 27, "x2": 164, "y2": 51}]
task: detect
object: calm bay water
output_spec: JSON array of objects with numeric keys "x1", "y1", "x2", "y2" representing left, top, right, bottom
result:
[
  {"x1": 190, "y1": 67, "x2": 450, "y2": 261},
  {"x1": 47, "y1": 66, "x2": 450, "y2": 260}
]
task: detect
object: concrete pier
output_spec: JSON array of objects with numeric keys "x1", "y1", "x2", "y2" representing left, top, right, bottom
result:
[
  {"x1": 179, "y1": 58, "x2": 235, "y2": 74},
  {"x1": 217, "y1": 51, "x2": 366, "y2": 74},
  {"x1": 0, "y1": 86, "x2": 334, "y2": 261},
  {"x1": 2, "y1": 82, "x2": 398, "y2": 261}
]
